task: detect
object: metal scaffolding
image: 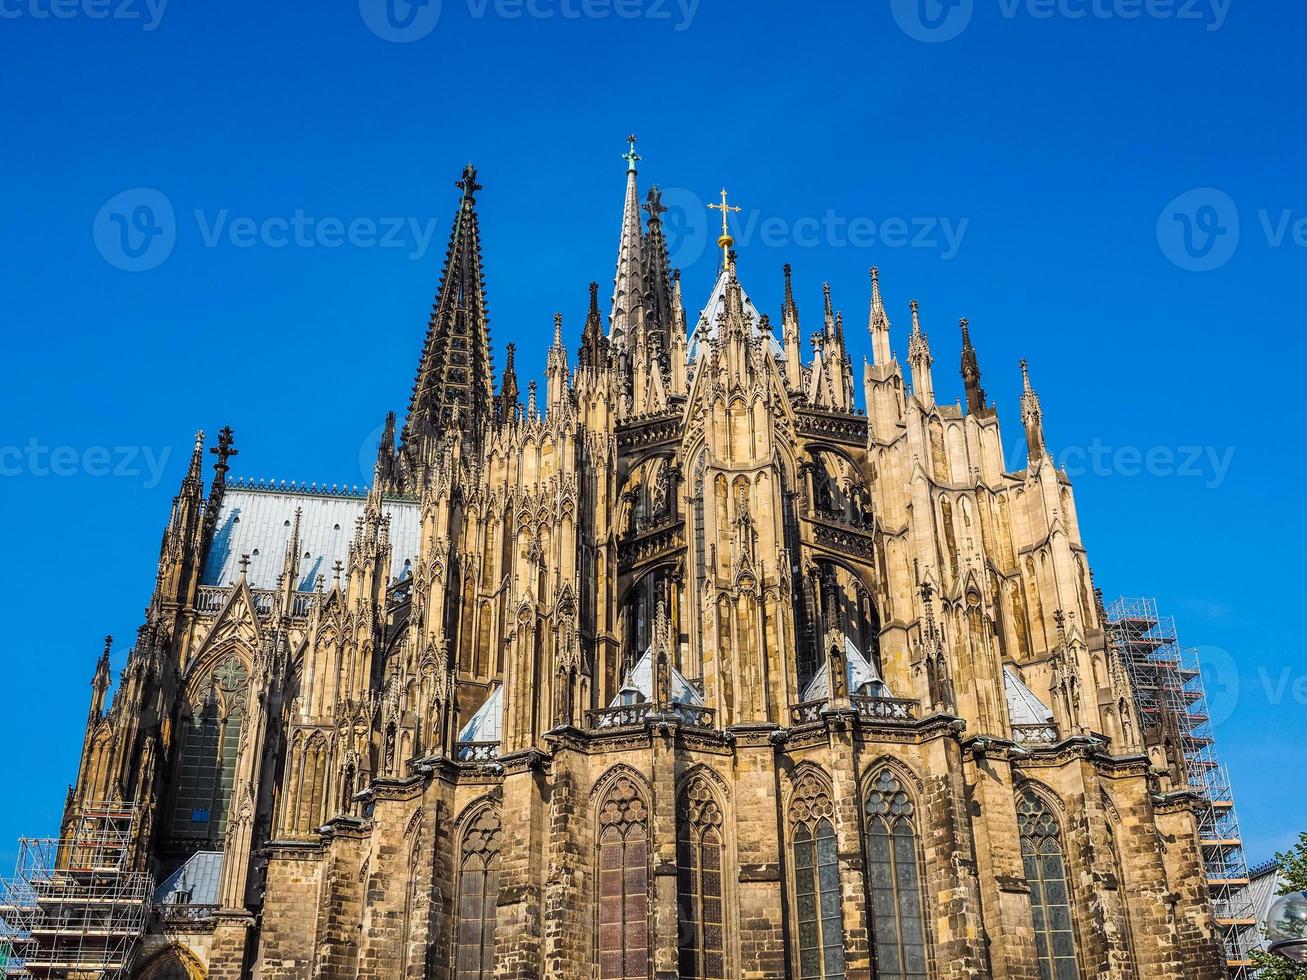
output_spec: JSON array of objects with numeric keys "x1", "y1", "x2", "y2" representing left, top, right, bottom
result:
[
  {"x1": 1105, "y1": 597, "x2": 1257, "y2": 978},
  {"x1": 0, "y1": 802, "x2": 152, "y2": 979}
]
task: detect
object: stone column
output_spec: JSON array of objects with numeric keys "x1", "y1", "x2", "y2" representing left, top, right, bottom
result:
[
  {"x1": 732, "y1": 727, "x2": 788, "y2": 979},
  {"x1": 494, "y1": 750, "x2": 549, "y2": 979}
]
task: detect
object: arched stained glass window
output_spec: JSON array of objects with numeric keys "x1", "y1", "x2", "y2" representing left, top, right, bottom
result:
[
  {"x1": 789, "y1": 774, "x2": 845, "y2": 980},
  {"x1": 677, "y1": 774, "x2": 725, "y2": 979},
  {"x1": 864, "y1": 770, "x2": 927, "y2": 980},
  {"x1": 455, "y1": 807, "x2": 501, "y2": 979},
  {"x1": 170, "y1": 656, "x2": 248, "y2": 849},
  {"x1": 598, "y1": 776, "x2": 650, "y2": 979},
  {"x1": 1018, "y1": 791, "x2": 1080, "y2": 980}
]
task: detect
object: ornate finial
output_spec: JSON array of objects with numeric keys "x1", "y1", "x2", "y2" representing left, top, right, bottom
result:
[
  {"x1": 960, "y1": 317, "x2": 970, "y2": 342},
  {"x1": 102, "y1": 635, "x2": 113, "y2": 658},
  {"x1": 623, "y1": 134, "x2": 640, "y2": 174},
  {"x1": 910, "y1": 299, "x2": 921, "y2": 331},
  {"x1": 553, "y1": 312, "x2": 564, "y2": 347},
  {"x1": 822, "y1": 282, "x2": 833, "y2": 320},
  {"x1": 238, "y1": 554, "x2": 252, "y2": 578},
  {"x1": 707, "y1": 187, "x2": 742, "y2": 264},
  {"x1": 456, "y1": 164, "x2": 482, "y2": 206},
  {"x1": 1020, "y1": 358, "x2": 1034, "y2": 393},
  {"x1": 527, "y1": 380, "x2": 538, "y2": 417},
  {"x1": 643, "y1": 184, "x2": 666, "y2": 220},
  {"x1": 588, "y1": 281, "x2": 600, "y2": 312},
  {"x1": 870, "y1": 266, "x2": 879, "y2": 286}
]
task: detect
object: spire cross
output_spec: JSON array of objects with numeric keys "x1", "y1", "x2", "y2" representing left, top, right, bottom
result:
[
  {"x1": 707, "y1": 188, "x2": 742, "y2": 239},
  {"x1": 238, "y1": 554, "x2": 252, "y2": 577},
  {"x1": 623, "y1": 135, "x2": 640, "y2": 173}
]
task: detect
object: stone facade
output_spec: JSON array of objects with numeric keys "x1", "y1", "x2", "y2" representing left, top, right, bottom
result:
[{"x1": 58, "y1": 141, "x2": 1227, "y2": 979}]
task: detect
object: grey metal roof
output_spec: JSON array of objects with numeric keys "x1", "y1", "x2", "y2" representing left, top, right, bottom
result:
[
  {"x1": 606, "y1": 647, "x2": 704, "y2": 708},
  {"x1": 153, "y1": 850, "x2": 223, "y2": 906},
  {"x1": 802, "y1": 636, "x2": 891, "y2": 702},
  {"x1": 1004, "y1": 666, "x2": 1055, "y2": 724},
  {"x1": 687, "y1": 267, "x2": 782, "y2": 362},
  {"x1": 202, "y1": 488, "x2": 420, "y2": 590}
]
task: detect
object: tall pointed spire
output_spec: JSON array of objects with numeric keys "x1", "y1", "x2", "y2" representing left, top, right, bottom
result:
[
  {"x1": 406, "y1": 164, "x2": 494, "y2": 441},
  {"x1": 641, "y1": 184, "x2": 675, "y2": 366},
  {"x1": 499, "y1": 343, "x2": 520, "y2": 422},
  {"x1": 868, "y1": 268, "x2": 893, "y2": 367},
  {"x1": 547, "y1": 312, "x2": 570, "y2": 411},
  {"x1": 1020, "y1": 359, "x2": 1046, "y2": 463},
  {"x1": 782, "y1": 264, "x2": 798, "y2": 324},
  {"x1": 609, "y1": 135, "x2": 644, "y2": 348},
  {"x1": 580, "y1": 280, "x2": 607, "y2": 369},
  {"x1": 960, "y1": 318, "x2": 986, "y2": 415},
  {"x1": 907, "y1": 300, "x2": 935, "y2": 406},
  {"x1": 822, "y1": 282, "x2": 835, "y2": 333}
]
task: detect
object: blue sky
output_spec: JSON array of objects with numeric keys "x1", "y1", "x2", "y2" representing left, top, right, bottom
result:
[{"x1": 1, "y1": 0, "x2": 1303, "y2": 871}]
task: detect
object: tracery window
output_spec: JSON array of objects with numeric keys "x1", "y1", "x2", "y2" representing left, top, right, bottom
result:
[
  {"x1": 864, "y1": 771, "x2": 927, "y2": 980},
  {"x1": 677, "y1": 775, "x2": 725, "y2": 979},
  {"x1": 455, "y1": 807, "x2": 501, "y2": 979},
  {"x1": 1017, "y1": 791, "x2": 1081, "y2": 980},
  {"x1": 789, "y1": 773, "x2": 845, "y2": 980},
  {"x1": 598, "y1": 775, "x2": 651, "y2": 979},
  {"x1": 170, "y1": 656, "x2": 248, "y2": 848}
]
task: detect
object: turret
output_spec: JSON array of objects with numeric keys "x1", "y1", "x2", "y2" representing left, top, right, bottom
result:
[
  {"x1": 499, "y1": 342, "x2": 521, "y2": 423},
  {"x1": 960, "y1": 318, "x2": 986, "y2": 415},
  {"x1": 781, "y1": 264, "x2": 802, "y2": 389},
  {"x1": 404, "y1": 164, "x2": 495, "y2": 460},
  {"x1": 1020, "y1": 359, "x2": 1046, "y2": 464},
  {"x1": 907, "y1": 300, "x2": 934, "y2": 407},
  {"x1": 868, "y1": 267, "x2": 893, "y2": 367},
  {"x1": 547, "y1": 313, "x2": 570, "y2": 412}
]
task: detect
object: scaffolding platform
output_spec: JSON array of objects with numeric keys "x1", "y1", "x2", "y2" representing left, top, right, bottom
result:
[
  {"x1": 0, "y1": 803, "x2": 152, "y2": 979},
  {"x1": 1105, "y1": 598, "x2": 1256, "y2": 978}
]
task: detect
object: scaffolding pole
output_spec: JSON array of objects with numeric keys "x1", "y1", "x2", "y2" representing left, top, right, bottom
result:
[
  {"x1": 0, "y1": 802, "x2": 152, "y2": 979},
  {"x1": 1105, "y1": 598, "x2": 1256, "y2": 978}
]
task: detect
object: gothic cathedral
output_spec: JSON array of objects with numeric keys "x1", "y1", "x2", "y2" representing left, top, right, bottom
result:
[{"x1": 63, "y1": 141, "x2": 1226, "y2": 979}]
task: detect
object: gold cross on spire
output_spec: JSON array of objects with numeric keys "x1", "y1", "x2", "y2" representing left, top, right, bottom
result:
[{"x1": 707, "y1": 187, "x2": 742, "y2": 264}]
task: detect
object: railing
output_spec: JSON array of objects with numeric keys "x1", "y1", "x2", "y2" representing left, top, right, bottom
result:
[
  {"x1": 789, "y1": 699, "x2": 828, "y2": 724},
  {"x1": 586, "y1": 704, "x2": 651, "y2": 730},
  {"x1": 455, "y1": 741, "x2": 500, "y2": 763},
  {"x1": 669, "y1": 704, "x2": 716, "y2": 730},
  {"x1": 194, "y1": 585, "x2": 316, "y2": 621},
  {"x1": 851, "y1": 696, "x2": 917, "y2": 723},
  {"x1": 1011, "y1": 724, "x2": 1059, "y2": 746},
  {"x1": 156, "y1": 903, "x2": 219, "y2": 926}
]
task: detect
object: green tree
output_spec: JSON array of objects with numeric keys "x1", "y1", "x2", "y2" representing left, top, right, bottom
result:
[{"x1": 1252, "y1": 833, "x2": 1307, "y2": 979}]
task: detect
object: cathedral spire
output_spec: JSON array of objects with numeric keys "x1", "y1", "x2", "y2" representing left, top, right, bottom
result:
[
  {"x1": 499, "y1": 343, "x2": 520, "y2": 422},
  {"x1": 406, "y1": 164, "x2": 494, "y2": 441},
  {"x1": 822, "y1": 282, "x2": 835, "y2": 333},
  {"x1": 960, "y1": 318, "x2": 986, "y2": 415},
  {"x1": 1020, "y1": 359, "x2": 1046, "y2": 463},
  {"x1": 580, "y1": 280, "x2": 607, "y2": 369},
  {"x1": 609, "y1": 135, "x2": 644, "y2": 348},
  {"x1": 868, "y1": 267, "x2": 893, "y2": 367},
  {"x1": 547, "y1": 312, "x2": 570, "y2": 411},
  {"x1": 90, "y1": 636, "x2": 112, "y2": 719},
  {"x1": 908, "y1": 300, "x2": 934, "y2": 406},
  {"x1": 641, "y1": 185, "x2": 675, "y2": 367}
]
